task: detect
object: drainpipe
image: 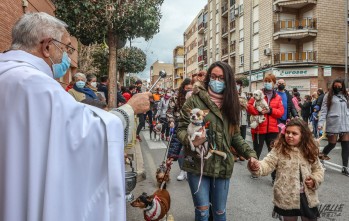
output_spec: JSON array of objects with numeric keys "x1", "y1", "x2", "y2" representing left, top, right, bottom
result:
[
  {"x1": 249, "y1": 0, "x2": 253, "y2": 92},
  {"x1": 345, "y1": 0, "x2": 348, "y2": 88},
  {"x1": 22, "y1": 0, "x2": 28, "y2": 13}
]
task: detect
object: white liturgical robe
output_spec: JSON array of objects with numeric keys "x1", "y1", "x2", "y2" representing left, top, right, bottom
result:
[{"x1": 0, "y1": 50, "x2": 126, "y2": 221}]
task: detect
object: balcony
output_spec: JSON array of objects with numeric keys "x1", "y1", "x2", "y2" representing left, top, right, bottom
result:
[
  {"x1": 174, "y1": 63, "x2": 184, "y2": 69},
  {"x1": 198, "y1": 22, "x2": 207, "y2": 34},
  {"x1": 230, "y1": 0, "x2": 236, "y2": 8},
  {"x1": 274, "y1": 0, "x2": 317, "y2": 9},
  {"x1": 222, "y1": 27, "x2": 228, "y2": 38},
  {"x1": 274, "y1": 51, "x2": 317, "y2": 64},
  {"x1": 222, "y1": 47, "x2": 229, "y2": 56},
  {"x1": 198, "y1": 55, "x2": 205, "y2": 65},
  {"x1": 230, "y1": 20, "x2": 236, "y2": 32},
  {"x1": 204, "y1": 4, "x2": 208, "y2": 12},
  {"x1": 230, "y1": 43, "x2": 236, "y2": 56},
  {"x1": 274, "y1": 18, "x2": 317, "y2": 40},
  {"x1": 222, "y1": 3, "x2": 229, "y2": 17},
  {"x1": 198, "y1": 39, "x2": 204, "y2": 47}
]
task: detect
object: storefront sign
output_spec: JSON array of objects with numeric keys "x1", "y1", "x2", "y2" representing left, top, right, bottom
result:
[
  {"x1": 250, "y1": 72, "x2": 264, "y2": 82},
  {"x1": 273, "y1": 67, "x2": 318, "y2": 78},
  {"x1": 285, "y1": 79, "x2": 310, "y2": 91},
  {"x1": 323, "y1": 66, "x2": 332, "y2": 77}
]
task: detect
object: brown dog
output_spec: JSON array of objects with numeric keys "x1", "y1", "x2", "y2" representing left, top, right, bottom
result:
[{"x1": 130, "y1": 185, "x2": 171, "y2": 221}]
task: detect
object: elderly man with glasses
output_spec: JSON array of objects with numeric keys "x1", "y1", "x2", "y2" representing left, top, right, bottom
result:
[{"x1": 0, "y1": 12, "x2": 152, "y2": 221}]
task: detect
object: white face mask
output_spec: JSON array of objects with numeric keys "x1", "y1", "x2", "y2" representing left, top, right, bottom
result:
[{"x1": 91, "y1": 82, "x2": 97, "y2": 88}]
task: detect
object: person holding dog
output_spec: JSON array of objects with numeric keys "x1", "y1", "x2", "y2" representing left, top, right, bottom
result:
[
  {"x1": 177, "y1": 61, "x2": 258, "y2": 221},
  {"x1": 247, "y1": 74, "x2": 284, "y2": 183}
]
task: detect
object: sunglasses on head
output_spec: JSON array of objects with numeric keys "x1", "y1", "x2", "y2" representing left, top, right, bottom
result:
[{"x1": 192, "y1": 73, "x2": 204, "y2": 78}]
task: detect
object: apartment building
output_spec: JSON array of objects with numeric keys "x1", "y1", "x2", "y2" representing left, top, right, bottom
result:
[
  {"x1": 0, "y1": 0, "x2": 78, "y2": 86},
  {"x1": 184, "y1": 12, "x2": 200, "y2": 78},
  {"x1": 185, "y1": 0, "x2": 348, "y2": 96},
  {"x1": 173, "y1": 46, "x2": 185, "y2": 89},
  {"x1": 150, "y1": 60, "x2": 174, "y2": 89}
]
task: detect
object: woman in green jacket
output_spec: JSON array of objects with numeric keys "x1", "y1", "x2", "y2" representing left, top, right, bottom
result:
[{"x1": 177, "y1": 61, "x2": 258, "y2": 221}]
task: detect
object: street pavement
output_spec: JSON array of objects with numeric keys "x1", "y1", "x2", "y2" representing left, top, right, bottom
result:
[{"x1": 126, "y1": 127, "x2": 349, "y2": 221}]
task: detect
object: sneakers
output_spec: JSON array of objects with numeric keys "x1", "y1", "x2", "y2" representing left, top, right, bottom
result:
[
  {"x1": 136, "y1": 135, "x2": 142, "y2": 142},
  {"x1": 177, "y1": 170, "x2": 187, "y2": 181},
  {"x1": 342, "y1": 167, "x2": 349, "y2": 177}
]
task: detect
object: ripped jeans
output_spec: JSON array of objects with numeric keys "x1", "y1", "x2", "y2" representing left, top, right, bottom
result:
[{"x1": 187, "y1": 172, "x2": 230, "y2": 221}]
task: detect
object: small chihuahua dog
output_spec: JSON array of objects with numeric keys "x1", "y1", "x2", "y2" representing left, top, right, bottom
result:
[
  {"x1": 130, "y1": 185, "x2": 171, "y2": 221},
  {"x1": 187, "y1": 108, "x2": 209, "y2": 153},
  {"x1": 152, "y1": 122, "x2": 163, "y2": 141}
]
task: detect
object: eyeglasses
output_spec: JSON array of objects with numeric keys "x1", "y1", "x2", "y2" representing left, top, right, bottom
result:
[
  {"x1": 52, "y1": 39, "x2": 76, "y2": 55},
  {"x1": 210, "y1": 75, "x2": 224, "y2": 82}
]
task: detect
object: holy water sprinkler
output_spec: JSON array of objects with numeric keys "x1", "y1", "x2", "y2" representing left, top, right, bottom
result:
[{"x1": 149, "y1": 70, "x2": 167, "y2": 91}]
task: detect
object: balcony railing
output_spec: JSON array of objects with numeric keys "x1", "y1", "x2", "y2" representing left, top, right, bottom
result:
[
  {"x1": 230, "y1": 43, "x2": 236, "y2": 52},
  {"x1": 198, "y1": 22, "x2": 207, "y2": 33},
  {"x1": 198, "y1": 55, "x2": 204, "y2": 63},
  {"x1": 274, "y1": 18, "x2": 317, "y2": 32},
  {"x1": 221, "y1": 3, "x2": 228, "y2": 16},
  {"x1": 222, "y1": 47, "x2": 229, "y2": 56},
  {"x1": 274, "y1": 51, "x2": 317, "y2": 64},
  {"x1": 198, "y1": 39, "x2": 204, "y2": 47},
  {"x1": 230, "y1": 20, "x2": 236, "y2": 31},
  {"x1": 222, "y1": 27, "x2": 228, "y2": 36}
]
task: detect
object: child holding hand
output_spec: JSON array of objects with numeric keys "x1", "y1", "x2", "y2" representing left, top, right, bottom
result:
[{"x1": 248, "y1": 118, "x2": 324, "y2": 221}]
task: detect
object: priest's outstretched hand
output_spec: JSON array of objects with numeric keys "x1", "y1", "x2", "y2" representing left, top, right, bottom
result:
[{"x1": 127, "y1": 92, "x2": 152, "y2": 114}]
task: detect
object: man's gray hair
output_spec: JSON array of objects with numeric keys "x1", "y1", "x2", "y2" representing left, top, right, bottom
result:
[
  {"x1": 74, "y1": 73, "x2": 87, "y2": 81},
  {"x1": 10, "y1": 12, "x2": 68, "y2": 51}
]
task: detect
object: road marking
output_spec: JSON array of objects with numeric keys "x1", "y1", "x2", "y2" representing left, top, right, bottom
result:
[{"x1": 141, "y1": 130, "x2": 167, "y2": 149}]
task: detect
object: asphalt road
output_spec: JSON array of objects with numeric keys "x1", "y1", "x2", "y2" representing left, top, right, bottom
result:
[{"x1": 126, "y1": 128, "x2": 349, "y2": 221}]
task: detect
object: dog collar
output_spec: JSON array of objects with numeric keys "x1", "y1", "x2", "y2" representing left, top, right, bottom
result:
[
  {"x1": 192, "y1": 121, "x2": 204, "y2": 127},
  {"x1": 145, "y1": 195, "x2": 161, "y2": 221}
]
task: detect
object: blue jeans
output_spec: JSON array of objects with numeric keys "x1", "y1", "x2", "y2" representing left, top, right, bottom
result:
[
  {"x1": 312, "y1": 121, "x2": 318, "y2": 138},
  {"x1": 187, "y1": 172, "x2": 230, "y2": 221}
]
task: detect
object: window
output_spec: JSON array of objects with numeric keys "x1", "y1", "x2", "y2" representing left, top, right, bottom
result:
[
  {"x1": 239, "y1": 41, "x2": 244, "y2": 55},
  {"x1": 239, "y1": 4, "x2": 244, "y2": 15},
  {"x1": 239, "y1": 55, "x2": 244, "y2": 65},
  {"x1": 253, "y1": 34, "x2": 259, "y2": 49},
  {"x1": 253, "y1": 49, "x2": 259, "y2": 63},
  {"x1": 239, "y1": 29, "x2": 244, "y2": 41},
  {"x1": 253, "y1": 21, "x2": 259, "y2": 34},
  {"x1": 239, "y1": 15, "x2": 244, "y2": 30}
]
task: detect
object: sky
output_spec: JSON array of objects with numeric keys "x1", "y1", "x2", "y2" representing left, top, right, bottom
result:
[{"x1": 128, "y1": 0, "x2": 207, "y2": 81}]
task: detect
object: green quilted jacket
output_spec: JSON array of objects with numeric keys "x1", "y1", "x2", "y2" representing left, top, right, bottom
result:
[{"x1": 177, "y1": 85, "x2": 257, "y2": 179}]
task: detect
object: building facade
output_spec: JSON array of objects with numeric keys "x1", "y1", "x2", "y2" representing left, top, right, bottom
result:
[
  {"x1": 150, "y1": 60, "x2": 174, "y2": 89},
  {"x1": 173, "y1": 46, "x2": 185, "y2": 89},
  {"x1": 184, "y1": 0, "x2": 348, "y2": 96},
  {"x1": 184, "y1": 13, "x2": 199, "y2": 79},
  {"x1": 0, "y1": 0, "x2": 78, "y2": 86}
]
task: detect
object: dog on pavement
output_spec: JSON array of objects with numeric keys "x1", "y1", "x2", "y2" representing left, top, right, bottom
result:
[
  {"x1": 250, "y1": 89, "x2": 269, "y2": 129},
  {"x1": 130, "y1": 184, "x2": 171, "y2": 221},
  {"x1": 151, "y1": 121, "x2": 163, "y2": 141},
  {"x1": 155, "y1": 160, "x2": 172, "y2": 185}
]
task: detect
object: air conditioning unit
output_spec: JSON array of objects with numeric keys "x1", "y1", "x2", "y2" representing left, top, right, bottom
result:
[
  {"x1": 264, "y1": 48, "x2": 271, "y2": 56},
  {"x1": 273, "y1": 5, "x2": 282, "y2": 13}
]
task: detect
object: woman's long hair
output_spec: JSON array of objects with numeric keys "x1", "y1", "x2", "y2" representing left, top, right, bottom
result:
[
  {"x1": 204, "y1": 61, "x2": 240, "y2": 134},
  {"x1": 176, "y1": 78, "x2": 192, "y2": 111},
  {"x1": 327, "y1": 78, "x2": 348, "y2": 112},
  {"x1": 272, "y1": 119, "x2": 318, "y2": 164}
]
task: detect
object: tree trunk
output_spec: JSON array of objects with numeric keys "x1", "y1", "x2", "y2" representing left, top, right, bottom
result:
[
  {"x1": 119, "y1": 68, "x2": 125, "y2": 86},
  {"x1": 107, "y1": 29, "x2": 118, "y2": 108}
]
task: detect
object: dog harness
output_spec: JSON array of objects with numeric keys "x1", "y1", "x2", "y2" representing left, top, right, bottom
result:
[{"x1": 145, "y1": 195, "x2": 161, "y2": 221}]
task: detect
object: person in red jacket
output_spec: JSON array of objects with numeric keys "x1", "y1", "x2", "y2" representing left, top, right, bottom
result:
[{"x1": 247, "y1": 73, "x2": 284, "y2": 183}]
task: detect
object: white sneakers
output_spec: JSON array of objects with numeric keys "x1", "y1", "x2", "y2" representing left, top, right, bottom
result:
[{"x1": 177, "y1": 170, "x2": 187, "y2": 181}]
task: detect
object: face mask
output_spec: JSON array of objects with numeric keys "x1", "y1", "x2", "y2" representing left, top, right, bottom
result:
[
  {"x1": 264, "y1": 82, "x2": 273, "y2": 90},
  {"x1": 50, "y1": 51, "x2": 71, "y2": 79},
  {"x1": 209, "y1": 80, "x2": 225, "y2": 94},
  {"x1": 277, "y1": 84, "x2": 285, "y2": 91},
  {"x1": 333, "y1": 87, "x2": 342, "y2": 94},
  {"x1": 236, "y1": 85, "x2": 240, "y2": 91},
  {"x1": 91, "y1": 82, "x2": 97, "y2": 88},
  {"x1": 76, "y1": 80, "x2": 85, "y2": 89}
]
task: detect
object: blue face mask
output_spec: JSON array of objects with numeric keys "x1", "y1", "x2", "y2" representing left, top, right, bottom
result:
[
  {"x1": 264, "y1": 82, "x2": 273, "y2": 90},
  {"x1": 76, "y1": 80, "x2": 86, "y2": 89},
  {"x1": 49, "y1": 42, "x2": 71, "y2": 79},
  {"x1": 209, "y1": 80, "x2": 225, "y2": 94}
]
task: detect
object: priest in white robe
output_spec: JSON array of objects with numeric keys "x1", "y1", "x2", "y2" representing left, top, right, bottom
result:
[{"x1": 0, "y1": 12, "x2": 150, "y2": 221}]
